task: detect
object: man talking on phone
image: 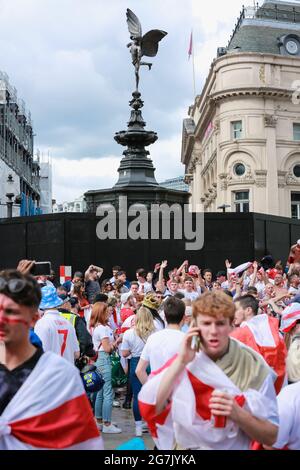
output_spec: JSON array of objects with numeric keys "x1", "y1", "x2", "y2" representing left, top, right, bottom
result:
[{"x1": 138, "y1": 291, "x2": 278, "y2": 450}]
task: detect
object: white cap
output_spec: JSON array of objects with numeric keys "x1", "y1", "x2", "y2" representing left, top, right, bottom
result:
[
  {"x1": 297, "y1": 239, "x2": 300, "y2": 246},
  {"x1": 121, "y1": 292, "x2": 132, "y2": 304}
]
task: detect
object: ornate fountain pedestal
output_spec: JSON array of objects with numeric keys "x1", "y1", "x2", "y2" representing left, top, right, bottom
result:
[{"x1": 85, "y1": 91, "x2": 189, "y2": 211}]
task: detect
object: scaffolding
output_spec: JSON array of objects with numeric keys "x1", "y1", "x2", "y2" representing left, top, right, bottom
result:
[{"x1": 0, "y1": 71, "x2": 40, "y2": 211}]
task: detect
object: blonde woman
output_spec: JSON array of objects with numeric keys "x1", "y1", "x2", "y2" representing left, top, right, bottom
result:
[{"x1": 121, "y1": 306, "x2": 155, "y2": 436}]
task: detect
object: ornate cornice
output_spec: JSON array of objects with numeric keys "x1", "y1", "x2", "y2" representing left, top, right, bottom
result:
[
  {"x1": 209, "y1": 87, "x2": 292, "y2": 103},
  {"x1": 219, "y1": 139, "x2": 266, "y2": 150},
  {"x1": 276, "y1": 141, "x2": 300, "y2": 149}
]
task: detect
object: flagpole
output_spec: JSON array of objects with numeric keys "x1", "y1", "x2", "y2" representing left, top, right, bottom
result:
[
  {"x1": 192, "y1": 34, "x2": 196, "y2": 99},
  {"x1": 189, "y1": 29, "x2": 196, "y2": 99}
]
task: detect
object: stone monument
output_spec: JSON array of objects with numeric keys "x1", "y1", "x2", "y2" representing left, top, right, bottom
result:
[{"x1": 85, "y1": 9, "x2": 189, "y2": 211}]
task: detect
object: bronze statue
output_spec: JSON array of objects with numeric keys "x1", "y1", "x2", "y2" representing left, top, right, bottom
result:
[{"x1": 126, "y1": 8, "x2": 167, "y2": 91}]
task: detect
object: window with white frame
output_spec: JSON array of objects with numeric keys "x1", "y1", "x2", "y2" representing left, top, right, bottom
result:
[
  {"x1": 234, "y1": 191, "x2": 249, "y2": 213},
  {"x1": 291, "y1": 192, "x2": 300, "y2": 219},
  {"x1": 231, "y1": 120, "x2": 243, "y2": 140},
  {"x1": 293, "y1": 123, "x2": 300, "y2": 141}
]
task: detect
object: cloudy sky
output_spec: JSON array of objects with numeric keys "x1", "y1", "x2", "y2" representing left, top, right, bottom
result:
[{"x1": 0, "y1": 0, "x2": 248, "y2": 203}]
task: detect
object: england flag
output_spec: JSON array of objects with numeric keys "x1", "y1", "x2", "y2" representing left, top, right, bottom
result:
[{"x1": 0, "y1": 351, "x2": 104, "y2": 450}]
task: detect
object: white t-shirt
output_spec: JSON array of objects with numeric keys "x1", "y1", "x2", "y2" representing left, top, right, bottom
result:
[
  {"x1": 273, "y1": 382, "x2": 300, "y2": 450},
  {"x1": 138, "y1": 281, "x2": 152, "y2": 294},
  {"x1": 34, "y1": 310, "x2": 79, "y2": 364},
  {"x1": 121, "y1": 329, "x2": 147, "y2": 358},
  {"x1": 92, "y1": 324, "x2": 114, "y2": 352},
  {"x1": 141, "y1": 328, "x2": 185, "y2": 371},
  {"x1": 255, "y1": 281, "x2": 266, "y2": 299},
  {"x1": 288, "y1": 286, "x2": 299, "y2": 295}
]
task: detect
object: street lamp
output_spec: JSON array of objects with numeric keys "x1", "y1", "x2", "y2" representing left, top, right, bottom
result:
[
  {"x1": 6, "y1": 174, "x2": 15, "y2": 218},
  {"x1": 217, "y1": 204, "x2": 231, "y2": 213},
  {"x1": 0, "y1": 174, "x2": 21, "y2": 218}
]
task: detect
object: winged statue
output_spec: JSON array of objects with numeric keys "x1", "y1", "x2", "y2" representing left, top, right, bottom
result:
[{"x1": 126, "y1": 8, "x2": 167, "y2": 91}]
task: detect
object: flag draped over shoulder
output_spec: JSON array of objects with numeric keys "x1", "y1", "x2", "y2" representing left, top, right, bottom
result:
[
  {"x1": 138, "y1": 342, "x2": 276, "y2": 450},
  {"x1": 188, "y1": 31, "x2": 193, "y2": 59},
  {"x1": 0, "y1": 351, "x2": 103, "y2": 450},
  {"x1": 231, "y1": 314, "x2": 287, "y2": 394},
  {"x1": 280, "y1": 303, "x2": 300, "y2": 333}
]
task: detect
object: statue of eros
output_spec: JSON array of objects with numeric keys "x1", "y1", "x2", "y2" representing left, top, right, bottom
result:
[{"x1": 126, "y1": 8, "x2": 167, "y2": 91}]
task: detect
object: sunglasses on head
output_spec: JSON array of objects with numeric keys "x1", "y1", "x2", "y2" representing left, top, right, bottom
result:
[{"x1": 0, "y1": 277, "x2": 29, "y2": 294}]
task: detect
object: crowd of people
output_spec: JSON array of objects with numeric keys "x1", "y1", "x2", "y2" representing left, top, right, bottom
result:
[{"x1": 1, "y1": 244, "x2": 300, "y2": 450}]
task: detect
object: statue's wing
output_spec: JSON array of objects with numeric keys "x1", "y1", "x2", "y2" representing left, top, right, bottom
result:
[
  {"x1": 141, "y1": 30, "x2": 168, "y2": 57},
  {"x1": 126, "y1": 9, "x2": 142, "y2": 39}
]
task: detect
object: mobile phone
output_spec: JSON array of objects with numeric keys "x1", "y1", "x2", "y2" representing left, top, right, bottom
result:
[
  {"x1": 31, "y1": 262, "x2": 51, "y2": 276},
  {"x1": 190, "y1": 319, "x2": 202, "y2": 352},
  {"x1": 191, "y1": 334, "x2": 201, "y2": 352}
]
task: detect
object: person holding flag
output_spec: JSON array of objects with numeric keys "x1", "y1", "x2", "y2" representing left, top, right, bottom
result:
[{"x1": 138, "y1": 291, "x2": 278, "y2": 450}]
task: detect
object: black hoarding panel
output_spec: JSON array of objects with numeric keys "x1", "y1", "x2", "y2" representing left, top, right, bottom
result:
[
  {"x1": 0, "y1": 223, "x2": 26, "y2": 270},
  {"x1": 253, "y1": 218, "x2": 266, "y2": 259},
  {"x1": 1, "y1": 212, "x2": 300, "y2": 279},
  {"x1": 265, "y1": 220, "x2": 290, "y2": 264},
  {"x1": 26, "y1": 219, "x2": 65, "y2": 273}
]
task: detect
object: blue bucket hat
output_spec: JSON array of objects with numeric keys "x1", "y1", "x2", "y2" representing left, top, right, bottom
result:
[{"x1": 40, "y1": 285, "x2": 64, "y2": 310}]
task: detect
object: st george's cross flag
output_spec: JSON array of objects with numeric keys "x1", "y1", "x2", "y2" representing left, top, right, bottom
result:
[
  {"x1": 59, "y1": 266, "x2": 72, "y2": 286},
  {"x1": 138, "y1": 344, "x2": 276, "y2": 450},
  {"x1": 0, "y1": 351, "x2": 104, "y2": 450}
]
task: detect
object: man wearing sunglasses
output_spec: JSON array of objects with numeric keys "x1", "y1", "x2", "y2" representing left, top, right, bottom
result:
[{"x1": 0, "y1": 269, "x2": 103, "y2": 450}]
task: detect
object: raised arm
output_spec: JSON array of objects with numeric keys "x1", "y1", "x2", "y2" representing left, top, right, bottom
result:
[
  {"x1": 249, "y1": 261, "x2": 258, "y2": 287},
  {"x1": 156, "y1": 260, "x2": 167, "y2": 291},
  {"x1": 84, "y1": 265, "x2": 92, "y2": 282},
  {"x1": 176, "y1": 260, "x2": 188, "y2": 276},
  {"x1": 225, "y1": 259, "x2": 232, "y2": 281},
  {"x1": 94, "y1": 265, "x2": 104, "y2": 279}
]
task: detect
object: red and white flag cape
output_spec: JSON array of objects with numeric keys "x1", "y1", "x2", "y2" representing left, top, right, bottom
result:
[
  {"x1": 0, "y1": 351, "x2": 104, "y2": 450},
  {"x1": 138, "y1": 343, "x2": 276, "y2": 450},
  {"x1": 231, "y1": 314, "x2": 287, "y2": 393}
]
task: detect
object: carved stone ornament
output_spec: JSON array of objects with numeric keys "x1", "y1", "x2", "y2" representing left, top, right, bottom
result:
[
  {"x1": 286, "y1": 169, "x2": 300, "y2": 186},
  {"x1": 264, "y1": 114, "x2": 278, "y2": 128},
  {"x1": 214, "y1": 120, "x2": 220, "y2": 134},
  {"x1": 219, "y1": 173, "x2": 228, "y2": 190},
  {"x1": 184, "y1": 174, "x2": 194, "y2": 184},
  {"x1": 278, "y1": 170, "x2": 287, "y2": 188},
  {"x1": 255, "y1": 170, "x2": 267, "y2": 188}
]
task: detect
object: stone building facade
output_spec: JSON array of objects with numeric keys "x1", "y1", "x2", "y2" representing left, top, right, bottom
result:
[{"x1": 182, "y1": 1, "x2": 300, "y2": 218}]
